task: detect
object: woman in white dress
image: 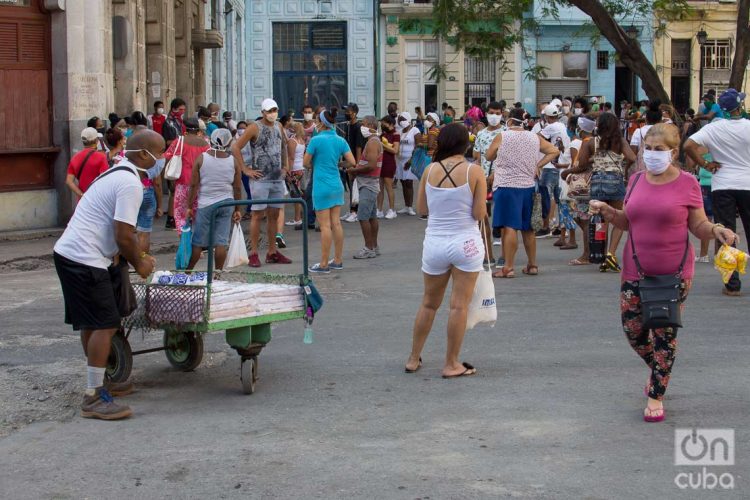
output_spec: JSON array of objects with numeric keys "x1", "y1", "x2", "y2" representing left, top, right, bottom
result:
[{"x1": 395, "y1": 112, "x2": 420, "y2": 216}]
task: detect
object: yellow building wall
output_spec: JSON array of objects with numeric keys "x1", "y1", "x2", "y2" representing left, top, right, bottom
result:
[{"x1": 655, "y1": 3, "x2": 750, "y2": 108}]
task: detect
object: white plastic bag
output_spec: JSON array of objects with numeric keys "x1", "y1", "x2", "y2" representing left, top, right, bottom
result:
[
  {"x1": 351, "y1": 178, "x2": 359, "y2": 205},
  {"x1": 559, "y1": 176, "x2": 571, "y2": 201},
  {"x1": 164, "y1": 136, "x2": 184, "y2": 181},
  {"x1": 466, "y1": 221, "x2": 497, "y2": 330},
  {"x1": 225, "y1": 223, "x2": 248, "y2": 268}
]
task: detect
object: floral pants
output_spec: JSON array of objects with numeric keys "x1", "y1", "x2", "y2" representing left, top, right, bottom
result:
[
  {"x1": 620, "y1": 280, "x2": 690, "y2": 401},
  {"x1": 174, "y1": 183, "x2": 198, "y2": 235}
]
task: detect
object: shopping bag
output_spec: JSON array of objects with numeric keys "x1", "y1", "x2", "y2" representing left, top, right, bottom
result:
[
  {"x1": 175, "y1": 222, "x2": 192, "y2": 270},
  {"x1": 351, "y1": 178, "x2": 359, "y2": 205},
  {"x1": 164, "y1": 136, "x2": 184, "y2": 181},
  {"x1": 466, "y1": 221, "x2": 497, "y2": 330},
  {"x1": 409, "y1": 148, "x2": 430, "y2": 180},
  {"x1": 226, "y1": 223, "x2": 249, "y2": 268}
]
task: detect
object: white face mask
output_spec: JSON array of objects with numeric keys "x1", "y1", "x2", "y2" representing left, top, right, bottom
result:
[
  {"x1": 157, "y1": 108, "x2": 165, "y2": 115},
  {"x1": 237, "y1": 128, "x2": 245, "y2": 136},
  {"x1": 361, "y1": 127, "x2": 374, "y2": 139},
  {"x1": 265, "y1": 112, "x2": 278, "y2": 122},
  {"x1": 122, "y1": 149, "x2": 160, "y2": 172},
  {"x1": 562, "y1": 106, "x2": 570, "y2": 114},
  {"x1": 424, "y1": 121, "x2": 433, "y2": 130},
  {"x1": 304, "y1": 113, "x2": 313, "y2": 121},
  {"x1": 398, "y1": 120, "x2": 409, "y2": 129},
  {"x1": 487, "y1": 114, "x2": 502, "y2": 127},
  {"x1": 642, "y1": 149, "x2": 673, "y2": 175},
  {"x1": 574, "y1": 108, "x2": 583, "y2": 116}
]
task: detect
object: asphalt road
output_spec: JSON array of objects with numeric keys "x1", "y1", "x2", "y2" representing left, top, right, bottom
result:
[{"x1": 0, "y1": 204, "x2": 747, "y2": 499}]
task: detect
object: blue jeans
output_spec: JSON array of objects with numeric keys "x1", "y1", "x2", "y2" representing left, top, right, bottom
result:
[{"x1": 539, "y1": 169, "x2": 560, "y2": 221}]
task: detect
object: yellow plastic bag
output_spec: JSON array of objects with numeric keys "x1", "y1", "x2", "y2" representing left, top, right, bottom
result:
[{"x1": 714, "y1": 244, "x2": 748, "y2": 284}]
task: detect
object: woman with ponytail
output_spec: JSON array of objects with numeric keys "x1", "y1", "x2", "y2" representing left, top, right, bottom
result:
[
  {"x1": 304, "y1": 107, "x2": 357, "y2": 273},
  {"x1": 186, "y1": 128, "x2": 243, "y2": 270}
]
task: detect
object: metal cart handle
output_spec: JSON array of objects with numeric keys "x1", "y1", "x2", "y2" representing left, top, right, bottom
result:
[{"x1": 206, "y1": 198, "x2": 310, "y2": 284}]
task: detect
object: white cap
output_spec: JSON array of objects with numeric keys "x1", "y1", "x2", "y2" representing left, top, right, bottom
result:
[
  {"x1": 426, "y1": 112, "x2": 440, "y2": 125},
  {"x1": 543, "y1": 104, "x2": 560, "y2": 117},
  {"x1": 550, "y1": 98, "x2": 563, "y2": 109},
  {"x1": 399, "y1": 111, "x2": 412, "y2": 123},
  {"x1": 589, "y1": 96, "x2": 599, "y2": 103},
  {"x1": 81, "y1": 127, "x2": 99, "y2": 143},
  {"x1": 261, "y1": 98, "x2": 279, "y2": 112}
]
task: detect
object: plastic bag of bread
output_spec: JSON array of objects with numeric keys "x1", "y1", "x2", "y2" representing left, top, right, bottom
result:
[{"x1": 714, "y1": 244, "x2": 748, "y2": 284}]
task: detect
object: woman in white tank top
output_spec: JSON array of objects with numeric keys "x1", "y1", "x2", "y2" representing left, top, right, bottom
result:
[
  {"x1": 284, "y1": 122, "x2": 307, "y2": 226},
  {"x1": 404, "y1": 123, "x2": 489, "y2": 379}
]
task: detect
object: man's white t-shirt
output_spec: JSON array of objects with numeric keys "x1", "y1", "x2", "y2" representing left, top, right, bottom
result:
[
  {"x1": 630, "y1": 124, "x2": 653, "y2": 149},
  {"x1": 689, "y1": 118, "x2": 750, "y2": 192},
  {"x1": 539, "y1": 121, "x2": 570, "y2": 169},
  {"x1": 54, "y1": 160, "x2": 144, "y2": 269}
]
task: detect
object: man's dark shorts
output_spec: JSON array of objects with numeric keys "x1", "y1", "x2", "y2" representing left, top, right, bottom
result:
[{"x1": 54, "y1": 253, "x2": 121, "y2": 331}]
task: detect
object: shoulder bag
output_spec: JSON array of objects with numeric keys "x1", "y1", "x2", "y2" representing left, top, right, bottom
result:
[
  {"x1": 75, "y1": 149, "x2": 98, "y2": 181},
  {"x1": 567, "y1": 138, "x2": 592, "y2": 199},
  {"x1": 626, "y1": 172, "x2": 688, "y2": 329},
  {"x1": 164, "y1": 135, "x2": 184, "y2": 181}
]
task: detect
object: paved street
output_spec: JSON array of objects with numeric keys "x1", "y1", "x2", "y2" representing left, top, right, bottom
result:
[{"x1": 0, "y1": 204, "x2": 747, "y2": 499}]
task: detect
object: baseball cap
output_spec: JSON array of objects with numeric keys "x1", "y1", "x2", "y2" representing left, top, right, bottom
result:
[
  {"x1": 718, "y1": 88, "x2": 746, "y2": 112},
  {"x1": 81, "y1": 127, "x2": 99, "y2": 143},
  {"x1": 344, "y1": 102, "x2": 359, "y2": 114},
  {"x1": 261, "y1": 98, "x2": 278, "y2": 112},
  {"x1": 543, "y1": 104, "x2": 560, "y2": 117},
  {"x1": 550, "y1": 98, "x2": 563, "y2": 109},
  {"x1": 589, "y1": 96, "x2": 599, "y2": 103}
]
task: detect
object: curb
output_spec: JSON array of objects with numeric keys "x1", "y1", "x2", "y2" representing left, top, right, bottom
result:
[{"x1": 0, "y1": 228, "x2": 64, "y2": 242}]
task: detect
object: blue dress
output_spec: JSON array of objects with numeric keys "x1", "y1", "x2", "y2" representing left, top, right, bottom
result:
[{"x1": 307, "y1": 129, "x2": 351, "y2": 211}]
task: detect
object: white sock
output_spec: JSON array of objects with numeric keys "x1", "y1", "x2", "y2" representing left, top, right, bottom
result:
[{"x1": 87, "y1": 366, "x2": 106, "y2": 392}]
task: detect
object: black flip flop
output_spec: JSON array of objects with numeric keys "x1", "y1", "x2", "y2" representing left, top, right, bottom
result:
[
  {"x1": 442, "y1": 362, "x2": 477, "y2": 379},
  {"x1": 405, "y1": 357, "x2": 422, "y2": 373}
]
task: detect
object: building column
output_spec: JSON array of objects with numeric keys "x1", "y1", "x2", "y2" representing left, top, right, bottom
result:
[
  {"x1": 145, "y1": 0, "x2": 176, "y2": 109},
  {"x1": 112, "y1": 0, "x2": 147, "y2": 114}
]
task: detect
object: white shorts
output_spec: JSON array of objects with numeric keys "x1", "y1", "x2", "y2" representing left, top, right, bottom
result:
[
  {"x1": 421, "y1": 232, "x2": 485, "y2": 275},
  {"x1": 395, "y1": 156, "x2": 419, "y2": 181}
]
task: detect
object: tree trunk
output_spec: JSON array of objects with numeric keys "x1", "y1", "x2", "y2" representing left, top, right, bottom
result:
[
  {"x1": 729, "y1": 0, "x2": 750, "y2": 90},
  {"x1": 567, "y1": 0, "x2": 671, "y2": 104}
]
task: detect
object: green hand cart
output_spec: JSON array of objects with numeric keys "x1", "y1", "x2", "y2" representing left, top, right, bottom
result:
[{"x1": 110, "y1": 198, "x2": 319, "y2": 394}]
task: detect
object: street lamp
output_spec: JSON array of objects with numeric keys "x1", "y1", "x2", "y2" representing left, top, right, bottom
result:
[{"x1": 697, "y1": 29, "x2": 708, "y2": 98}]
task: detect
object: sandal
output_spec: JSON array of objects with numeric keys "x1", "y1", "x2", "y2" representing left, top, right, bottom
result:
[
  {"x1": 442, "y1": 362, "x2": 477, "y2": 379},
  {"x1": 604, "y1": 252, "x2": 621, "y2": 272},
  {"x1": 560, "y1": 243, "x2": 578, "y2": 250},
  {"x1": 643, "y1": 406, "x2": 665, "y2": 423},
  {"x1": 493, "y1": 267, "x2": 515, "y2": 278},
  {"x1": 553, "y1": 239, "x2": 565, "y2": 247},
  {"x1": 568, "y1": 258, "x2": 591, "y2": 266},
  {"x1": 405, "y1": 357, "x2": 422, "y2": 374},
  {"x1": 522, "y1": 265, "x2": 539, "y2": 276}
]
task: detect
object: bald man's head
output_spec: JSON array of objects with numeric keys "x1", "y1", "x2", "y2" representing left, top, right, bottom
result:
[{"x1": 125, "y1": 129, "x2": 165, "y2": 169}]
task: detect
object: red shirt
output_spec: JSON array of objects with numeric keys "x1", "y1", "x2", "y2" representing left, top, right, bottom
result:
[
  {"x1": 151, "y1": 114, "x2": 166, "y2": 135},
  {"x1": 67, "y1": 149, "x2": 109, "y2": 193},
  {"x1": 381, "y1": 131, "x2": 400, "y2": 172}
]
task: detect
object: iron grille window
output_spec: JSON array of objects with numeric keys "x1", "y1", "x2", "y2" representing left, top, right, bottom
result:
[
  {"x1": 702, "y1": 40, "x2": 732, "y2": 70},
  {"x1": 597, "y1": 51, "x2": 609, "y2": 70},
  {"x1": 464, "y1": 57, "x2": 494, "y2": 83}
]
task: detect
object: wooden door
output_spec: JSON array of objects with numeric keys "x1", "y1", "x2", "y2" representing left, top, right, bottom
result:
[{"x1": 0, "y1": 0, "x2": 56, "y2": 192}]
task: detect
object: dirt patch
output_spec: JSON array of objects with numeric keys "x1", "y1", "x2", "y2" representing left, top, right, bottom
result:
[{"x1": 0, "y1": 256, "x2": 55, "y2": 273}]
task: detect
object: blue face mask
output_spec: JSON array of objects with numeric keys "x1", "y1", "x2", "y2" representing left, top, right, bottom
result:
[
  {"x1": 124, "y1": 128, "x2": 134, "y2": 138},
  {"x1": 148, "y1": 158, "x2": 166, "y2": 180}
]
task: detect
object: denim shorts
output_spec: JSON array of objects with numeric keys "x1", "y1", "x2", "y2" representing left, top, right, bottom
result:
[
  {"x1": 192, "y1": 199, "x2": 233, "y2": 248},
  {"x1": 136, "y1": 187, "x2": 157, "y2": 232},
  {"x1": 249, "y1": 180, "x2": 286, "y2": 210},
  {"x1": 590, "y1": 171, "x2": 626, "y2": 202},
  {"x1": 357, "y1": 187, "x2": 378, "y2": 221}
]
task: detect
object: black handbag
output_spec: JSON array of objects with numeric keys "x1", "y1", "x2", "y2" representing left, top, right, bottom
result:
[{"x1": 626, "y1": 173, "x2": 688, "y2": 330}]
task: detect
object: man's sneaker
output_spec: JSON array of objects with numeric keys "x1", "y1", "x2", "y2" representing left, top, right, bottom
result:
[
  {"x1": 308, "y1": 263, "x2": 331, "y2": 274},
  {"x1": 385, "y1": 209, "x2": 397, "y2": 220},
  {"x1": 353, "y1": 247, "x2": 377, "y2": 259},
  {"x1": 376, "y1": 210, "x2": 385, "y2": 219},
  {"x1": 495, "y1": 257, "x2": 506, "y2": 268},
  {"x1": 397, "y1": 207, "x2": 411, "y2": 215},
  {"x1": 344, "y1": 212, "x2": 358, "y2": 223},
  {"x1": 80, "y1": 388, "x2": 132, "y2": 420},
  {"x1": 535, "y1": 228, "x2": 551, "y2": 238},
  {"x1": 328, "y1": 260, "x2": 344, "y2": 270},
  {"x1": 104, "y1": 378, "x2": 134, "y2": 397},
  {"x1": 165, "y1": 216, "x2": 176, "y2": 230},
  {"x1": 551, "y1": 227, "x2": 562, "y2": 236},
  {"x1": 373, "y1": 246, "x2": 381, "y2": 256},
  {"x1": 492, "y1": 239, "x2": 502, "y2": 246},
  {"x1": 285, "y1": 219, "x2": 301, "y2": 227},
  {"x1": 419, "y1": 215, "x2": 428, "y2": 221},
  {"x1": 407, "y1": 207, "x2": 417, "y2": 216},
  {"x1": 275, "y1": 233, "x2": 287, "y2": 249},
  {"x1": 248, "y1": 253, "x2": 262, "y2": 268},
  {"x1": 266, "y1": 251, "x2": 292, "y2": 264},
  {"x1": 695, "y1": 255, "x2": 710, "y2": 263}
]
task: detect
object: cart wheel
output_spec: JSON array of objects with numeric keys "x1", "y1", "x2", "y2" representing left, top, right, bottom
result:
[
  {"x1": 106, "y1": 329, "x2": 133, "y2": 383},
  {"x1": 241, "y1": 356, "x2": 257, "y2": 395},
  {"x1": 163, "y1": 331, "x2": 204, "y2": 372}
]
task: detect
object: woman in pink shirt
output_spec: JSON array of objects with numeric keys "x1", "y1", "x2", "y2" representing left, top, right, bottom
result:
[{"x1": 590, "y1": 124, "x2": 737, "y2": 423}]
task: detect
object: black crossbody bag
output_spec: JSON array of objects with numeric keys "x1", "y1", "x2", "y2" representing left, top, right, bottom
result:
[{"x1": 626, "y1": 172, "x2": 688, "y2": 329}]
